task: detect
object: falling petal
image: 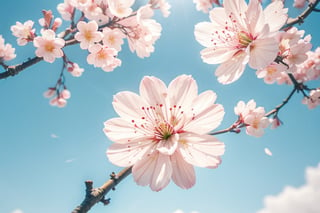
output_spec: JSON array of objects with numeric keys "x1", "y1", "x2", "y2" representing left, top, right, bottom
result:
[{"x1": 264, "y1": 147, "x2": 273, "y2": 156}]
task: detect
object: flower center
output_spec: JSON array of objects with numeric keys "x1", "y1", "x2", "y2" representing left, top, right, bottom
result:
[
  {"x1": 154, "y1": 122, "x2": 174, "y2": 140},
  {"x1": 45, "y1": 42, "x2": 55, "y2": 52},
  {"x1": 238, "y1": 31, "x2": 254, "y2": 48}
]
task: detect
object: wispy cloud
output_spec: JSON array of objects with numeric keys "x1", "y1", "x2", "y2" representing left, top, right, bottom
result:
[
  {"x1": 65, "y1": 158, "x2": 76, "y2": 163},
  {"x1": 50, "y1": 133, "x2": 59, "y2": 138},
  {"x1": 173, "y1": 209, "x2": 200, "y2": 213},
  {"x1": 12, "y1": 209, "x2": 23, "y2": 213},
  {"x1": 257, "y1": 163, "x2": 320, "y2": 213}
]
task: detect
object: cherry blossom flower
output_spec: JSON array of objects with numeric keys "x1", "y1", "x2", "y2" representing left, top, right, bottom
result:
[
  {"x1": 295, "y1": 47, "x2": 320, "y2": 82},
  {"x1": 193, "y1": 0, "x2": 221, "y2": 13},
  {"x1": 57, "y1": 0, "x2": 74, "y2": 21},
  {"x1": 67, "y1": 62, "x2": 84, "y2": 77},
  {"x1": 104, "y1": 75, "x2": 225, "y2": 191},
  {"x1": 33, "y1": 29, "x2": 65, "y2": 63},
  {"x1": 0, "y1": 35, "x2": 16, "y2": 62},
  {"x1": 10, "y1": 20, "x2": 35, "y2": 46},
  {"x1": 75, "y1": 21, "x2": 103, "y2": 49},
  {"x1": 150, "y1": 0, "x2": 171, "y2": 17},
  {"x1": 256, "y1": 63, "x2": 287, "y2": 84},
  {"x1": 302, "y1": 88, "x2": 320, "y2": 109},
  {"x1": 102, "y1": 28, "x2": 125, "y2": 51},
  {"x1": 120, "y1": 4, "x2": 162, "y2": 58},
  {"x1": 107, "y1": 0, "x2": 134, "y2": 18},
  {"x1": 46, "y1": 89, "x2": 71, "y2": 108},
  {"x1": 43, "y1": 88, "x2": 56, "y2": 98},
  {"x1": 234, "y1": 100, "x2": 270, "y2": 137},
  {"x1": 194, "y1": 0, "x2": 288, "y2": 84},
  {"x1": 87, "y1": 43, "x2": 121, "y2": 71}
]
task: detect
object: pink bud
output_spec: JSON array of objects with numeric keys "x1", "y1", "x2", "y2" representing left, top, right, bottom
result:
[
  {"x1": 61, "y1": 89, "x2": 71, "y2": 99},
  {"x1": 44, "y1": 88, "x2": 56, "y2": 98}
]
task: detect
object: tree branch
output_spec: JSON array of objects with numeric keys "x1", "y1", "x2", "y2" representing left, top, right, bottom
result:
[
  {"x1": 0, "y1": 57, "x2": 43, "y2": 79},
  {"x1": 282, "y1": 0, "x2": 320, "y2": 30},
  {"x1": 71, "y1": 167, "x2": 132, "y2": 213}
]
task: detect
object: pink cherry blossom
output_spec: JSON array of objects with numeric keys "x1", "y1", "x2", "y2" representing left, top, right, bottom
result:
[
  {"x1": 256, "y1": 63, "x2": 287, "y2": 84},
  {"x1": 43, "y1": 88, "x2": 56, "y2": 98},
  {"x1": 107, "y1": 0, "x2": 134, "y2": 18},
  {"x1": 10, "y1": 20, "x2": 35, "y2": 46},
  {"x1": 104, "y1": 75, "x2": 225, "y2": 191},
  {"x1": 194, "y1": 0, "x2": 288, "y2": 84},
  {"x1": 150, "y1": 0, "x2": 171, "y2": 17},
  {"x1": 50, "y1": 96, "x2": 68, "y2": 108},
  {"x1": 33, "y1": 29, "x2": 65, "y2": 63},
  {"x1": 75, "y1": 21, "x2": 103, "y2": 49},
  {"x1": 0, "y1": 35, "x2": 16, "y2": 62},
  {"x1": 234, "y1": 100, "x2": 270, "y2": 137},
  {"x1": 119, "y1": 5, "x2": 162, "y2": 58},
  {"x1": 67, "y1": 62, "x2": 84, "y2": 77},
  {"x1": 102, "y1": 28, "x2": 125, "y2": 51},
  {"x1": 57, "y1": 0, "x2": 74, "y2": 21},
  {"x1": 193, "y1": 0, "x2": 221, "y2": 13},
  {"x1": 295, "y1": 47, "x2": 320, "y2": 82},
  {"x1": 87, "y1": 44, "x2": 121, "y2": 71},
  {"x1": 302, "y1": 88, "x2": 320, "y2": 109}
]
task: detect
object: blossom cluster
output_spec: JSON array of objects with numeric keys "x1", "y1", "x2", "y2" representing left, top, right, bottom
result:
[
  {"x1": 234, "y1": 100, "x2": 270, "y2": 137},
  {"x1": 0, "y1": 35, "x2": 16, "y2": 62},
  {"x1": 4, "y1": 0, "x2": 170, "y2": 107},
  {"x1": 194, "y1": 0, "x2": 319, "y2": 110}
]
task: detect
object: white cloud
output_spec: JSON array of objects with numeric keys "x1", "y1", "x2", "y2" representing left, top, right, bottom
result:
[
  {"x1": 257, "y1": 163, "x2": 320, "y2": 213},
  {"x1": 173, "y1": 209, "x2": 199, "y2": 213},
  {"x1": 51, "y1": 133, "x2": 58, "y2": 138},
  {"x1": 11, "y1": 209, "x2": 23, "y2": 213},
  {"x1": 65, "y1": 158, "x2": 76, "y2": 163}
]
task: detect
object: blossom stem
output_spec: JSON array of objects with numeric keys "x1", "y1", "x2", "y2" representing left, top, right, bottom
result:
[
  {"x1": 71, "y1": 167, "x2": 132, "y2": 213},
  {"x1": 265, "y1": 87, "x2": 297, "y2": 118},
  {"x1": 282, "y1": 0, "x2": 320, "y2": 30},
  {"x1": 210, "y1": 119, "x2": 241, "y2": 135}
]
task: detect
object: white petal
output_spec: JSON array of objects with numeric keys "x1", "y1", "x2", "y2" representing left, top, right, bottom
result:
[
  {"x1": 264, "y1": 0, "x2": 288, "y2": 32},
  {"x1": 178, "y1": 133, "x2": 225, "y2": 168},
  {"x1": 249, "y1": 37, "x2": 278, "y2": 69},
  {"x1": 167, "y1": 75, "x2": 198, "y2": 110},
  {"x1": 112, "y1": 91, "x2": 147, "y2": 120},
  {"x1": 132, "y1": 152, "x2": 172, "y2": 191},
  {"x1": 157, "y1": 134, "x2": 179, "y2": 155},
  {"x1": 106, "y1": 141, "x2": 154, "y2": 167},
  {"x1": 264, "y1": 147, "x2": 273, "y2": 156},
  {"x1": 139, "y1": 76, "x2": 168, "y2": 106},
  {"x1": 103, "y1": 118, "x2": 151, "y2": 143},
  {"x1": 200, "y1": 47, "x2": 238, "y2": 64},
  {"x1": 184, "y1": 103, "x2": 225, "y2": 134},
  {"x1": 171, "y1": 152, "x2": 195, "y2": 189},
  {"x1": 215, "y1": 52, "x2": 248, "y2": 84}
]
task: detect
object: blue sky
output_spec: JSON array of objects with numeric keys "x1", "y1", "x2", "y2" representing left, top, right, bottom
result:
[{"x1": 0, "y1": 1, "x2": 319, "y2": 213}]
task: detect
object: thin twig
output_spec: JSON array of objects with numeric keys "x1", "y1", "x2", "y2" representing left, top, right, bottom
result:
[
  {"x1": 71, "y1": 167, "x2": 132, "y2": 213},
  {"x1": 282, "y1": 0, "x2": 320, "y2": 30}
]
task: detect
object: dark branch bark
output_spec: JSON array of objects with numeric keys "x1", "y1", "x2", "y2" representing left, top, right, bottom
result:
[
  {"x1": 71, "y1": 167, "x2": 132, "y2": 213},
  {"x1": 282, "y1": 0, "x2": 320, "y2": 30},
  {"x1": 0, "y1": 57, "x2": 43, "y2": 79}
]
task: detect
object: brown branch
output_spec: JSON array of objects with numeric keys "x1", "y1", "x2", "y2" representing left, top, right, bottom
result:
[
  {"x1": 71, "y1": 167, "x2": 132, "y2": 213},
  {"x1": 283, "y1": 0, "x2": 320, "y2": 29},
  {"x1": 0, "y1": 57, "x2": 43, "y2": 79}
]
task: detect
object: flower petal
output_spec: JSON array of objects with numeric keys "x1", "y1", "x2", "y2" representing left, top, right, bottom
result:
[
  {"x1": 264, "y1": 0, "x2": 288, "y2": 32},
  {"x1": 106, "y1": 140, "x2": 154, "y2": 167},
  {"x1": 200, "y1": 46, "x2": 238, "y2": 64},
  {"x1": 167, "y1": 75, "x2": 198, "y2": 110},
  {"x1": 132, "y1": 152, "x2": 172, "y2": 191},
  {"x1": 157, "y1": 134, "x2": 179, "y2": 155},
  {"x1": 103, "y1": 118, "x2": 151, "y2": 143},
  {"x1": 184, "y1": 102, "x2": 225, "y2": 134},
  {"x1": 249, "y1": 37, "x2": 278, "y2": 69},
  {"x1": 178, "y1": 133, "x2": 225, "y2": 168},
  {"x1": 171, "y1": 152, "x2": 195, "y2": 189},
  {"x1": 215, "y1": 51, "x2": 248, "y2": 84},
  {"x1": 112, "y1": 91, "x2": 147, "y2": 120},
  {"x1": 139, "y1": 76, "x2": 168, "y2": 106}
]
